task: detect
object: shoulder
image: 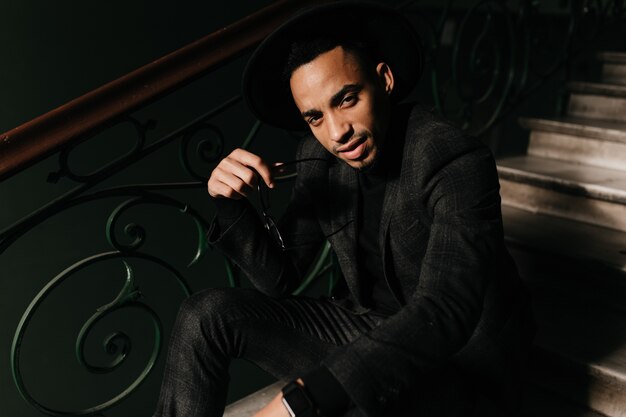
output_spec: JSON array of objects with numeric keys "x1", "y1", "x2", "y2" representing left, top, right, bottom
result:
[
  {"x1": 404, "y1": 103, "x2": 484, "y2": 154},
  {"x1": 401, "y1": 103, "x2": 494, "y2": 175}
]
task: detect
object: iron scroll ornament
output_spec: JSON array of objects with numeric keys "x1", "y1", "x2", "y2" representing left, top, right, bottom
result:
[
  {"x1": 4, "y1": 98, "x2": 244, "y2": 415},
  {"x1": 10, "y1": 252, "x2": 192, "y2": 416}
]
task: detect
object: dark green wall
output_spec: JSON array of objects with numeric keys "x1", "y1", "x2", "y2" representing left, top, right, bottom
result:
[{"x1": 1, "y1": 0, "x2": 270, "y2": 131}]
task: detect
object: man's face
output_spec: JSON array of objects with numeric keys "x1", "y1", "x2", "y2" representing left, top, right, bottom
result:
[{"x1": 289, "y1": 46, "x2": 393, "y2": 170}]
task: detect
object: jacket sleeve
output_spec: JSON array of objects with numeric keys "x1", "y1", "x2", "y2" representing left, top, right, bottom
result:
[
  {"x1": 321, "y1": 141, "x2": 504, "y2": 416},
  {"x1": 206, "y1": 139, "x2": 328, "y2": 297}
]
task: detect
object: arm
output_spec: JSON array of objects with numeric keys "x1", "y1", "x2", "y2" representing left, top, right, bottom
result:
[{"x1": 207, "y1": 144, "x2": 327, "y2": 297}]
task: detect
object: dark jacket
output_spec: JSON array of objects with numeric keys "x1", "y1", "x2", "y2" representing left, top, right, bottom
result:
[{"x1": 209, "y1": 104, "x2": 534, "y2": 416}]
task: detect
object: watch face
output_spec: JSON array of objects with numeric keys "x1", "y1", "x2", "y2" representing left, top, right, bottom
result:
[
  {"x1": 286, "y1": 389, "x2": 310, "y2": 411},
  {"x1": 282, "y1": 383, "x2": 312, "y2": 416}
]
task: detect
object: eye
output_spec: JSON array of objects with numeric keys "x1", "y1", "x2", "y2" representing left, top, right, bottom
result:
[
  {"x1": 341, "y1": 95, "x2": 358, "y2": 107},
  {"x1": 307, "y1": 115, "x2": 322, "y2": 127}
]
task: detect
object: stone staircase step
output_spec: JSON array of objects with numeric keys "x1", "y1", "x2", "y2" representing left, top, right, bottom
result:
[
  {"x1": 503, "y1": 205, "x2": 626, "y2": 416},
  {"x1": 222, "y1": 375, "x2": 607, "y2": 417},
  {"x1": 567, "y1": 81, "x2": 626, "y2": 122},
  {"x1": 521, "y1": 117, "x2": 626, "y2": 144},
  {"x1": 520, "y1": 383, "x2": 607, "y2": 417},
  {"x1": 224, "y1": 381, "x2": 282, "y2": 417},
  {"x1": 498, "y1": 155, "x2": 626, "y2": 232},
  {"x1": 502, "y1": 204, "x2": 626, "y2": 274},
  {"x1": 527, "y1": 279, "x2": 626, "y2": 417},
  {"x1": 598, "y1": 51, "x2": 626, "y2": 64},
  {"x1": 598, "y1": 51, "x2": 626, "y2": 86},
  {"x1": 504, "y1": 204, "x2": 626, "y2": 330},
  {"x1": 520, "y1": 117, "x2": 626, "y2": 171}
]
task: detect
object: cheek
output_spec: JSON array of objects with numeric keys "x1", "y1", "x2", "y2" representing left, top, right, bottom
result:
[
  {"x1": 313, "y1": 131, "x2": 334, "y2": 153},
  {"x1": 355, "y1": 99, "x2": 378, "y2": 131}
]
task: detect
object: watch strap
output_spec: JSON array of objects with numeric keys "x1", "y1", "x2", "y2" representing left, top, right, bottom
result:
[{"x1": 281, "y1": 381, "x2": 315, "y2": 417}]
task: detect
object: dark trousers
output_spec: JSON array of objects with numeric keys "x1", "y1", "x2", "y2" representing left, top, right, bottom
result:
[{"x1": 153, "y1": 287, "x2": 475, "y2": 417}]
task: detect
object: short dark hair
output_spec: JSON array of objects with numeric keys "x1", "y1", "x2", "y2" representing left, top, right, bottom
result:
[{"x1": 281, "y1": 34, "x2": 379, "y2": 85}]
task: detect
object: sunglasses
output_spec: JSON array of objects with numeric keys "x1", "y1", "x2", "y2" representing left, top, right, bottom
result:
[{"x1": 257, "y1": 158, "x2": 327, "y2": 250}]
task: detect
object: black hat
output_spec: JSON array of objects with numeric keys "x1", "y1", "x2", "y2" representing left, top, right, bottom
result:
[{"x1": 242, "y1": 1, "x2": 423, "y2": 131}]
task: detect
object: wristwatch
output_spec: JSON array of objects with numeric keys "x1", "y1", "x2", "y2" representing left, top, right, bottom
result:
[{"x1": 281, "y1": 381, "x2": 315, "y2": 417}]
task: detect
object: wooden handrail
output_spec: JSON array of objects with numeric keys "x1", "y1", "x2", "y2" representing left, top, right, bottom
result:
[{"x1": 0, "y1": 0, "x2": 332, "y2": 181}]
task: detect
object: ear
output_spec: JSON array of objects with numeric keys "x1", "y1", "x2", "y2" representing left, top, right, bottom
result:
[{"x1": 376, "y1": 62, "x2": 394, "y2": 95}]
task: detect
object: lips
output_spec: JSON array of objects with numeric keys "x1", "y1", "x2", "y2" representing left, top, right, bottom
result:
[{"x1": 336, "y1": 136, "x2": 367, "y2": 160}]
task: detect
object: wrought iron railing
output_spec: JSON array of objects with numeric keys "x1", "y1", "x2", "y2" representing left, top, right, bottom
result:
[
  {"x1": 2, "y1": 0, "x2": 625, "y2": 416},
  {"x1": 405, "y1": 0, "x2": 626, "y2": 135}
]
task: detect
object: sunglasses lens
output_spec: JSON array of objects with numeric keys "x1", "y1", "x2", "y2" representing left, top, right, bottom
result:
[
  {"x1": 273, "y1": 163, "x2": 298, "y2": 180},
  {"x1": 265, "y1": 216, "x2": 285, "y2": 249},
  {"x1": 259, "y1": 184, "x2": 270, "y2": 209},
  {"x1": 261, "y1": 159, "x2": 326, "y2": 250}
]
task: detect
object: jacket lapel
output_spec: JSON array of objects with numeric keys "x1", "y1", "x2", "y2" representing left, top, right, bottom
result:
[
  {"x1": 328, "y1": 161, "x2": 363, "y2": 305},
  {"x1": 379, "y1": 165, "x2": 405, "y2": 305},
  {"x1": 379, "y1": 170, "x2": 400, "y2": 253},
  {"x1": 379, "y1": 124, "x2": 409, "y2": 306}
]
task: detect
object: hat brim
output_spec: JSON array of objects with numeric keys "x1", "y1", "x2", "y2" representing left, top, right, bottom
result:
[{"x1": 242, "y1": 1, "x2": 423, "y2": 131}]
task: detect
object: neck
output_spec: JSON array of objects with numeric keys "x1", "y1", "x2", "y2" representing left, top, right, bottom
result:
[{"x1": 362, "y1": 103, "x2": 409, "y2": 177}]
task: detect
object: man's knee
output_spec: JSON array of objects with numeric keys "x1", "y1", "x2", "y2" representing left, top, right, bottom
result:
[{"x1": 174, "y1": 287, "x2": 261, "y2": 335}]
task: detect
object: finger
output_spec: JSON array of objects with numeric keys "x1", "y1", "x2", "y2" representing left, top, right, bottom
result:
[
  {"x1": 208, "y1": 157, "x2": 260, "y2": 199},
  {"x1": 212, "y1": 166, "x2": 255, "y2": 198},
  {"x1": 221, "y1": 157, "x2": 260, "y2": 190},
  {"x1": 207, "y1": 175, "x2": 246, "y2": 200},
  {"x1": 208, "y1": 157, "x2": 257, "y2": 196},
  {"x1": 230, "y1": 149, "x2": 274, "y2": 188}
]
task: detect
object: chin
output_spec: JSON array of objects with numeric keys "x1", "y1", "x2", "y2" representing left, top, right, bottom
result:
[{"x1": 349, "y1": 153, "x2": 378, "y2": 171}]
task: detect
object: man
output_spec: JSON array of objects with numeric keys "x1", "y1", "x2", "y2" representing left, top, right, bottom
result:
[{"x1": 154, "y1": 2, "x2": 534, "y2": 417}]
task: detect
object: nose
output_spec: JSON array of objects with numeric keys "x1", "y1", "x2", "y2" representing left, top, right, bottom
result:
[{"x1": 326, "y1": 112, "x2": 352, "y2": 144}]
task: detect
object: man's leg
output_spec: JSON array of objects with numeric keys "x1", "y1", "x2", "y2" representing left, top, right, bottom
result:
[{"x1": 153, "y1": 287, "x2": 382, "y2": 417}]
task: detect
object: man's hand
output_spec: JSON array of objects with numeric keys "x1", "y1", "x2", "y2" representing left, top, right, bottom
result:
[
  {"x1": 208, "y1": 148, "x2": 275, "y2": 200},
  {"x1": 252, "y1": 390, "x2": 290, "y2": 417}
]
